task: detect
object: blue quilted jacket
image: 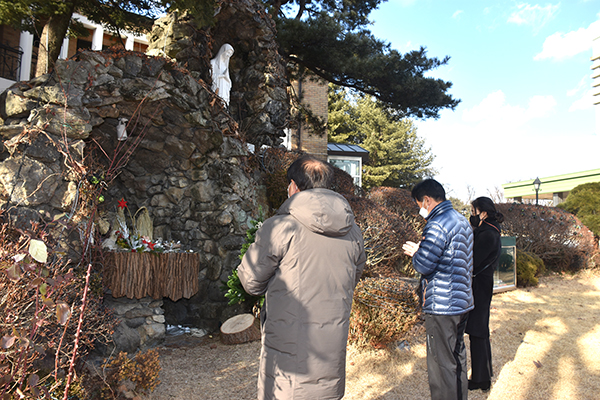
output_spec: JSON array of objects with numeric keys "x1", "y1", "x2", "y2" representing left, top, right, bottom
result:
[{"x1": 413, "y1": 200, "x2": 474, "y2": 315}]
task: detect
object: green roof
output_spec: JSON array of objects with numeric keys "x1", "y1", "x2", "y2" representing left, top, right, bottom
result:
[{"x1": 502, "y1": 168, "x2": 600, "y2": 199}]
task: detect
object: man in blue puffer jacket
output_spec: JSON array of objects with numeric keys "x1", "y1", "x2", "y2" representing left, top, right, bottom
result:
[{"x1": 403, "y1": 179, "x2": 474, "y2": 400}]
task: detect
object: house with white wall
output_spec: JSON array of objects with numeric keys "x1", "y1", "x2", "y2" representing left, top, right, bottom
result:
[{"x1": 0, "y1": 13, "x2": 148, "y2": 93}]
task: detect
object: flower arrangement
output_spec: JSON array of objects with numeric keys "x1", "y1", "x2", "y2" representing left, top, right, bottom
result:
[{"x1": 110, "y1": 198, "x2": 181, "y2": 253}]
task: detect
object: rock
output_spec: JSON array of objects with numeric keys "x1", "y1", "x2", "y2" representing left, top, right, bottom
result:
[
  {"x1": 0, "y1": 88, "x2": 38, "y2": 119},
  {"x1": 113, "y1": 323, "x2": 141, "y2": 353},
  {"x1": 23, "y1": 85, "x2": 84, "y2": 107},
  {"x1": 151, "y1": 315, "x2": 166, "y2": 323},
  {"x1": 126, "y1": 317, "x2": 147, "y2": 329},
  {"x1": 149, "y1": 300, "x2": 163, "y2": 308},
  {"x1": 124, "y1": 307, "x2": 153, "y2": 319},
  {"x1": 0, "y1": 157, "x2": 59, "y2": 206},
  {"x1": 142, "y1": 323, "x2": 166, "y2": 339}
]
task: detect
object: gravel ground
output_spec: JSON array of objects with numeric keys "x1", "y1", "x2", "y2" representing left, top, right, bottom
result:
[{"x1": 144, "y1": 270, "x2": 600, "y2": 400}]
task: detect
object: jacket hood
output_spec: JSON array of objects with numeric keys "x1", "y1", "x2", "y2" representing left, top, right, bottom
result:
[{"x1": 277, "y1": 188, "x2": 355, "y2": 237}]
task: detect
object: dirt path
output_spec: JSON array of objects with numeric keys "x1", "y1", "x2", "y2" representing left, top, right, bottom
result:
[{"x1": 146, "y1": 270, "x2": 600, "y2": 400}]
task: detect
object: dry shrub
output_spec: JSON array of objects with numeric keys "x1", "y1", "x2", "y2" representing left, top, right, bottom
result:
[
  {"x1": 349, "y1": 277, "x2": 421, "y2": 348},
  {"x1": 331, "y1": 166, "x2": 360, "y2": 197},
  {"x1": 257, "y1": 148, "x2": 361, "y2": 211},
  {"x1": 101, "y1": 349, "x2": 161, "y2": 399},
  {"x1": 265, "y1": 168, "x2": 289, "y2": 211},
  {"x1": 346, "y1": 196, "x2": 419, "y2": 277},
  {"x1": 368, "y1": 187, "x2": 425, "y2": 234},
  {"x1": 0, "y1": 210, "x2": 114, "y2": 399},
  {"x1": 497, "y1": 203, "x2": 596, "y2": 272},
  {"x1": 258, "y1": 148, "x2": 301, "y2": 211}
]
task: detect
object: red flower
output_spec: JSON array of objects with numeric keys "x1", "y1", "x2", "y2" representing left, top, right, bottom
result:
[
  {"x1": 147, "y1": 242, "x2": 156, "y2": 250},
  {"x1": 118, "y1": 198, "x2": 128, "y2": 209}
]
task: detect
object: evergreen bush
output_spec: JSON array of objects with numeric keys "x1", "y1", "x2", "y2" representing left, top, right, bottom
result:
[
  {"x1": 516, "y1": 249, "x2": 544, "y2": 287},
  {"x1": 558, "y1": 182, "x2": 600, "y2": 238},
  {"x1": 221, "y1": 209, "x2": 265, "y2": 310}
]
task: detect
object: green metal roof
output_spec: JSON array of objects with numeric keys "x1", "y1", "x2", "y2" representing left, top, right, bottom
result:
[{"x1": 502, "y1": 168, "x2": 600, "y2": 199}]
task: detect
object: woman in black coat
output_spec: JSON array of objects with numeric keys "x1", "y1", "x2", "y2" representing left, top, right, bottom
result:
[{"x1": 466, "y1": 197, "x2": 503, "y2": 391}]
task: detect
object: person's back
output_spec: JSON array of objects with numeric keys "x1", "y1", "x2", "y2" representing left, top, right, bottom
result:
[{"x1": 238, "y1": 155, "x2": 366, "y2": 400}]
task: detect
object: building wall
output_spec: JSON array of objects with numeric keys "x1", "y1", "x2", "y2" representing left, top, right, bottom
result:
[
  {"x1": 0, "y1": 25, "x2": 24, "y2": 87},
  {"x1": 502, "y1": 168, "x2": 600, "y2": 206},
  {"x1": 290, "y1": 77, "x2": 328, "y2": 160},
  {"x1": 593, "y1": 32, "x2": 600, "y2": 135},
  {"x1": 0, "y1": 14, "x2": 149, "y2": 92},
  {"x1": 0, "y1": 25, "x2": 21, "y2": 49}
]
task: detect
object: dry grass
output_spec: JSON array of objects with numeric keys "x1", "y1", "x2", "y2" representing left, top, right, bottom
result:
[{"x1": 146, "y1": 270, "x2": 600, "y2": 400}]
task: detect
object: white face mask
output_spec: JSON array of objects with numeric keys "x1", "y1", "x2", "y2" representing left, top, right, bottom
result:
[{"x1": 419, "y1": 207, "x2": 429, "y2": 219}]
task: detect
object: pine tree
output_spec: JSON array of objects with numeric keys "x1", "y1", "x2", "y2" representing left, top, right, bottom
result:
[
  {"x1": 268, "y1": 0, "x2": 459, "y2": 118},
  {"x1": 558, "y1": 182, "x2": 600, "y2": 237},
  {"x1": 328, "y1": 85, "x2": 435, "y2": 190}
]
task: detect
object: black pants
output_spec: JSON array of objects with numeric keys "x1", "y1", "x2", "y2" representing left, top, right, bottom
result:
[
  {"x1": 424, "y1": 313, "x2": 469, "y2": 400},
  {"x1": 469, "y1": 335, "x2": 493, "y2": 384}
]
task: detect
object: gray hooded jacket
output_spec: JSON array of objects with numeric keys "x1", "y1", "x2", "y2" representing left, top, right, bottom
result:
[{"x1": 238, "y1": 188, "x2": 366, "y2": 400}]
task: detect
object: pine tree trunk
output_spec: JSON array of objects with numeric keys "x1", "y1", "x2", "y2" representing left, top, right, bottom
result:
[{"x1": 35, "y1": 3, "x2": 76, "y2": 77}]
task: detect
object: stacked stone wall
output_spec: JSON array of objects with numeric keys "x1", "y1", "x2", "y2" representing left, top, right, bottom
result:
[
  {"x1": 146, "y1": 0, "x2": 290, "y2": 149},
  {"x1": 0, "y1": 49, "x2": 259, "y2": 348}
]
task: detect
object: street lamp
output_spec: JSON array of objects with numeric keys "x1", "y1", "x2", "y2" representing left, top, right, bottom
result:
[{"x1": 533, "y1": 177, "x2": 541, "y2": 205}]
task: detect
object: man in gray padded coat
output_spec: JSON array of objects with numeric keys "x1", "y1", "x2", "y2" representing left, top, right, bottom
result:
[{"x1": 238, "y1": 155, "x2": 366, "y2": 400}]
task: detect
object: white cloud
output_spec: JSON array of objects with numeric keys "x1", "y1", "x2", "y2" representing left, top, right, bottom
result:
[
  {"x1": 462, "y1": 90, "x2": 556, "y2": 127},
  {"x1": 569, "y1": 89, "x2": 595, "y2": 111},
  {"x1": 508, "y1": 3, "x2": 560, "y2": 33},
  {"x1": 527, "y1": 95, "x2": 558, "y2": 118},
  {"x1": 567, "y1": 76, "x2": 588, "y2": 97},
  {"x1": 452, "y1": 10, "x2": 464, "y2": 19},
  {"x1": 417, "y1": 117, "x2": 600, "y2": 202},
  {"x1": 535, "y1": 20, "x2": 600, "y2": 60}
]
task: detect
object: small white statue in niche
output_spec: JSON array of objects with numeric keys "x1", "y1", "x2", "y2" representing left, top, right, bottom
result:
[
  {"x1": 117, "y1": 117, "x2": 128, "y2": 141},
  {"x1": 210, "y1": 43, "x2": 234, "y2": 106}
]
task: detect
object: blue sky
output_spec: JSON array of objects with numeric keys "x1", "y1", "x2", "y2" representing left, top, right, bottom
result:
[{"x1": 368, "y1": 0, "x2": 600, "y2": 201}]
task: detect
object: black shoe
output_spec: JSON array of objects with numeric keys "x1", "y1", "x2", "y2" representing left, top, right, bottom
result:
[{"x1": 468, "y1": 380, "x2": 491, "y2": 391}]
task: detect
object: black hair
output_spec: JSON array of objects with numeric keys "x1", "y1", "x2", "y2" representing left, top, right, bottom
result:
[
  {"x1": 471, "y1": 196, "x2": 505, "y2": 223},
  {"x1": 411, "y1": 179, "x2": 446, "y2": 202},
  {"x1": 287, "y1": 155, "x2": 334, "y2": 190}
]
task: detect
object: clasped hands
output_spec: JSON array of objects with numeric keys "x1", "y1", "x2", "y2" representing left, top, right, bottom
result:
[{"x1": 402, "y1": 241, "x2": 420, "y2": 257}]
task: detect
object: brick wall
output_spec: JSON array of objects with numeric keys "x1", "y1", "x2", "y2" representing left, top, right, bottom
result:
[
  {"x1": 0, "y1": 25, "x2": 22, "y2": 49},
  {"x1": 290, "y1": 77, "x2": 328, "y2": 160}
]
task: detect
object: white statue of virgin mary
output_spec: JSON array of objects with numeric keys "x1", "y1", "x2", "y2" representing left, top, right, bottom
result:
[{"x1": 210, "y1": 43, "x2": 234, "y2": 106}]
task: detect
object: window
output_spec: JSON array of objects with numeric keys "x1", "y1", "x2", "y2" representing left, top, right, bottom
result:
[{"x1": 328, "y1": 156, "x2": 362, "y2": 186}]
